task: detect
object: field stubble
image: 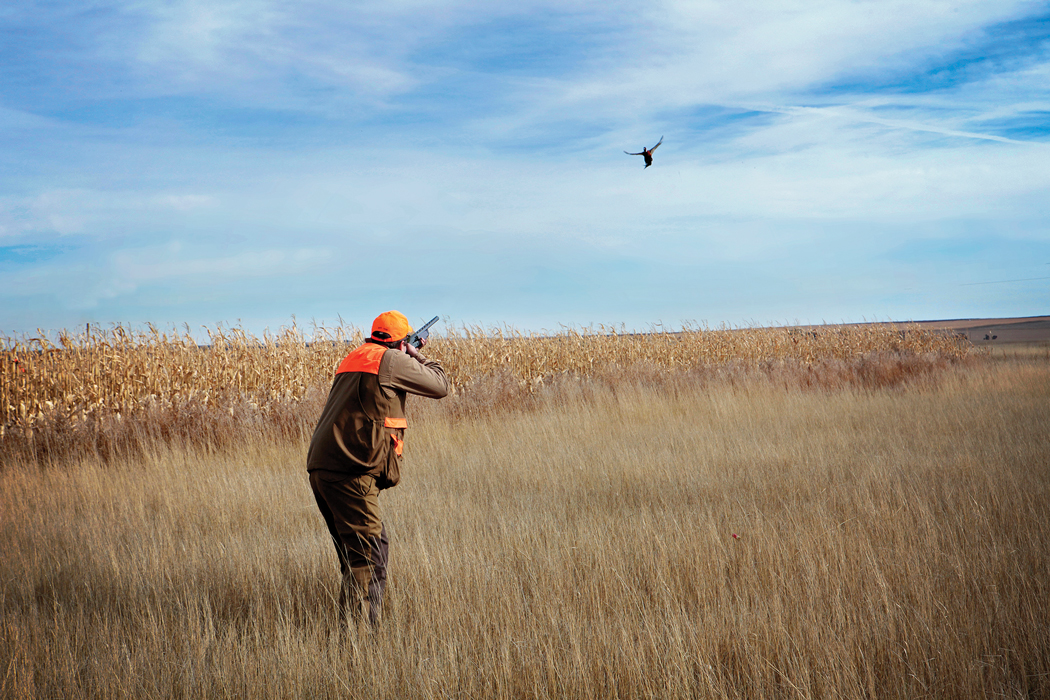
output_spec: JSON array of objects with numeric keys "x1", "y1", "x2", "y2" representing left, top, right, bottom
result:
[{"x1": 1, "y1": 332, "x2": 1048, "y2": 698}]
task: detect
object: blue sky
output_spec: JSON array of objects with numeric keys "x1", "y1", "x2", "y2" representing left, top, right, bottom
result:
[{"x1": 1, "y1": 0, "x2": 1048, "y2": 337}]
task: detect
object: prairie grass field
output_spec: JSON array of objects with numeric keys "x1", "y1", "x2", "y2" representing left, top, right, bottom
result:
[{"x1": 2, "y1": 327, "x2": 1049, "y2": 698}]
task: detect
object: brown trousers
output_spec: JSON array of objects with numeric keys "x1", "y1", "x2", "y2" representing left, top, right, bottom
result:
[{"x1": 309, "y1": 470, "x2": 389, "y2": 626}]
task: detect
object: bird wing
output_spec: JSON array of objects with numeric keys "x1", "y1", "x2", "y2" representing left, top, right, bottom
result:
[
  {"x1": 625, "y1": 150, "x2": 644, "y2": 155},
  {"x1": 650, "y1": 136, "x2": 663, "y2": 151}
]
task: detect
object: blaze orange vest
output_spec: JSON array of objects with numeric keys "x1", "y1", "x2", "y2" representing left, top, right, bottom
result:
[
  {"x1": 336, "y1": 342, "x2": 387, "y2": 375},
  {"x1": 319, "y1": 342, "x2": 409, "y2": 484},
  {"x1": 333, "y1": 342, "x2": 407, "y2": 432}
]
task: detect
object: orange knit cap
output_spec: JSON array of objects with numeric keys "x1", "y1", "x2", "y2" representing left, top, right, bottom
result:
[{"x1": 370, "y1": 310, "x2": 413, "y2": 342}]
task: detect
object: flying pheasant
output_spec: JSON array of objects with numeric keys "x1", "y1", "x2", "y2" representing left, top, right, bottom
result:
[{"x1": 625, "y1": 136, "x2": 663, "y2": 168}]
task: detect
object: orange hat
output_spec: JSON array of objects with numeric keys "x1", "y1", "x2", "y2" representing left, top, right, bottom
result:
[{"x1": 370, "y1": 310, "x2": 413, "y2": 341}]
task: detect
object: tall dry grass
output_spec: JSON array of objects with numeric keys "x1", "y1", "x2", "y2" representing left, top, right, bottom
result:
[
  {"x1": 2, "y1": 347, "x2": 1047, "y2": 699},
  {"x1": 2, "y1": 321, "x2": 972, "y2": 467}
]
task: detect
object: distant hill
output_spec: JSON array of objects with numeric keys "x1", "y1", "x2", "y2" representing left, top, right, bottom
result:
[{"x1": 832, "y1": 316, "x2": 1050, "y2": 344}]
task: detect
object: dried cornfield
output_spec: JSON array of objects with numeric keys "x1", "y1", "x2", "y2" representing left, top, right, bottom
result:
[
  {"x1": 1, "y1": 322, "x2": 359, "y2": 437},
  {"x1": 1, "y1": 321, "x2": 974, "y2": 467}
]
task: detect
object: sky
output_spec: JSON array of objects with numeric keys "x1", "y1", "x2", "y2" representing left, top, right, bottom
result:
[{"x1": 1, "y1": 0, "x2": 1048, "y2": 337}]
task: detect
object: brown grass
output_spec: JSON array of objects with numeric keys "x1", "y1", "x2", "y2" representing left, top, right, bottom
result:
[{"x1": 1, "y1": 335, "x2": 1046, "y2": 699}]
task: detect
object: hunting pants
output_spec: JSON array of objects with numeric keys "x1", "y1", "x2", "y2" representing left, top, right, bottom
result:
[{"x1": 310, "y1": 471, "x2": 389, "y2": 627}]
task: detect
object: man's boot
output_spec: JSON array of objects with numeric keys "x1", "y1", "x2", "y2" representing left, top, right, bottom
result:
[
  {"x1": 340, "y1": 566, "x2": 372, "y2": 640},
  {"x1": 365, "y1": 527, "x2": 390, "y2": 626}
]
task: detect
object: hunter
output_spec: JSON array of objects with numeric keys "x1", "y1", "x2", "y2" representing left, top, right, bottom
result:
[{"x1": 307, "y1": 310, "x2": 449, "y2": 628}]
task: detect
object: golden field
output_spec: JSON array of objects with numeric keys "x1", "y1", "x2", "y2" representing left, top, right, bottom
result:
[
  {"x1": 2, "y1": 325, "x2": 1048, "y2": 698},
  {"x1": 2, "y1": 322, "x2": 968, "y2": 466}
]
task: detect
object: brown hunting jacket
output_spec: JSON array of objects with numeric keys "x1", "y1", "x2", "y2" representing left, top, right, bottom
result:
[{"x1": 306, "y1": 342, "x2": 449, "y2": 489}]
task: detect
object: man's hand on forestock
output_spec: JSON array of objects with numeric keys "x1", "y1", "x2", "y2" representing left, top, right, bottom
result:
[{"x1": 405, "y1": 336, "x2": 427, "y2": 361}]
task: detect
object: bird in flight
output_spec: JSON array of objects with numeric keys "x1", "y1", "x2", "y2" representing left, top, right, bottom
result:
[{"x1": 625, "y1": 136, "x2": 663, "y2": 168}]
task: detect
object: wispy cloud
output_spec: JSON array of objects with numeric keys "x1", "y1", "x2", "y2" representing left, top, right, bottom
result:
[
  {"x1": 3, "y1": 241, "x2": 332, "y2": 312},
  {"x1": 752, "y1": 103, "x2": 1045, "y2": 145},
  {"x1": 0, "y1": 1, "x2": 1047, "y2": 333}
]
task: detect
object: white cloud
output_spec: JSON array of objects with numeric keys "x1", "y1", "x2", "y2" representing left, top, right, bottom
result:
[
  {"x1": 0, "y1": 105, "x2": 63, "y2": 130},
  {"x1": 2, "y1": 0, "x2": 1048, "y2": 332},
  {"x1": 111, "y1": 244, "x2": 331, "y2": 282},
  {"x1": 756, "y1": 104, "x2": 1039, "y2": 145},
  {"x1": 122, "y1": 0, "x2": 442, "y2": 98},
  {"x1": 468, "y1": 0, "x2": 1043, "y2": 133},
  {"x1": 29, "y1": 190, "x2": 93, "y2": 236},
  {"x1": 157, "y1": 194, "x2": 218, "y2": 211},
  {"x1": 0, "y1": 188, "x2": 225, "y2": 239},
  {"x1": 133, "y1": 1, "x2": 284, "y2": 81},
  {"x1": 1, "y1": 242, "x2": 333, "y2": 311}
]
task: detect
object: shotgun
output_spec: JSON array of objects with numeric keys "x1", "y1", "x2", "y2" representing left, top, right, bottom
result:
[{"x1": 407, "y1": 316, "x2": 440, "y2": 349}]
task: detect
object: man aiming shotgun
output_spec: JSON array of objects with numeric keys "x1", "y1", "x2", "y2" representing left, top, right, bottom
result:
[{"x1": 307, "y1": 311, "x2": 449, "y2": 630}]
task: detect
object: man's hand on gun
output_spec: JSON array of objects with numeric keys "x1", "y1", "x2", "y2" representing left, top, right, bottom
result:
[
  {"x1": 404, "y1": 336, "x2": 427, "y2": 360},
  {"x1": 402, "y1": 315, "x2": 439, "y2": 362}
]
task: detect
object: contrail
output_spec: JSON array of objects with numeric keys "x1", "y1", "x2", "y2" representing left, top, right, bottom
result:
[
  {"x1": 752, "y1": 104, "x2": 1046, "y2": 146},
  {"x1": 960, "y1": 276, "x2": 1050, "y2": 286}
]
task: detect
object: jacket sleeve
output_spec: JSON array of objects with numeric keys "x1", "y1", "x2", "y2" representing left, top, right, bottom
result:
[{"x1": 379, "y1": 350, "x2": 450, "y2": 399}]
